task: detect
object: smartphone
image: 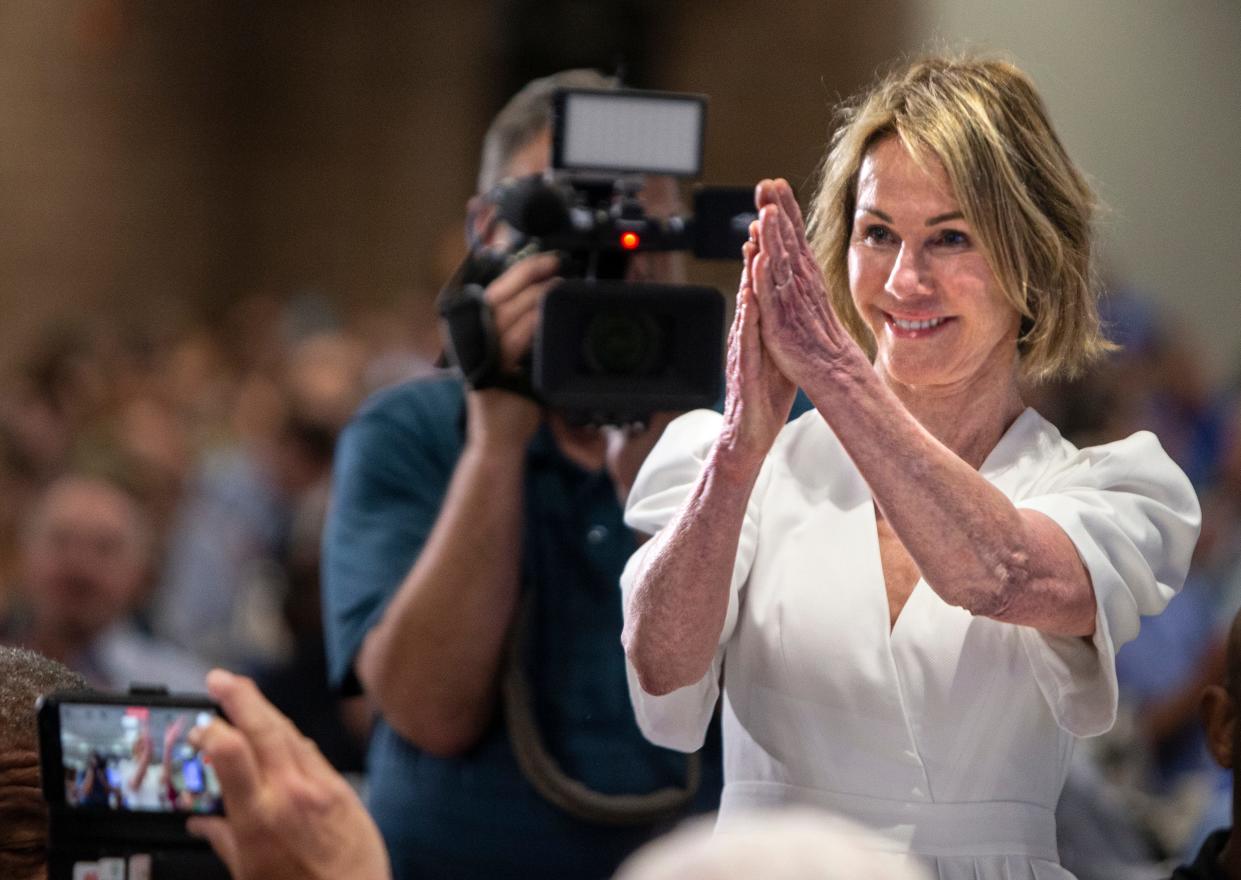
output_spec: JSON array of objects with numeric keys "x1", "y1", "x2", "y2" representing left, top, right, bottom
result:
[
  {"x1": 38, "y1": 690, "x2": 225, "y2": 818},
  {"x1": 38, "y1": 690, "x2": 233, "y2": 879}
]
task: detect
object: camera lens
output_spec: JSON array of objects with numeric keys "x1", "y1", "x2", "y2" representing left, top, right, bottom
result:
[{"x1": 582, "y1": 311, "x2": 662, "y2": 376}]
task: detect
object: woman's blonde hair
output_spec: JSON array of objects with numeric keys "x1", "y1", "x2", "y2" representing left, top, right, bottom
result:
[{"x1": 806, "y1": 56, "x2": 1113, "y2": 381}]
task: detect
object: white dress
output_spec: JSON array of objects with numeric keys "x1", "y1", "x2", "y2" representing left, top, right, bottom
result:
[{"x1": 620, "y1": 407, "x2": 1200, "y2": 880}]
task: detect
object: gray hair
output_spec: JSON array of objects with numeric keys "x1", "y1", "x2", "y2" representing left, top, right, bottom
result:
[
  {"x1": 476, "y1": 68, "x2": 618, "y2": 193},
  {"x1": 614, "y1": 809, "x2": 933, "y2": 880},
  {"x1": 0, "y1": 647, "x2": 84, "y2": 880},
  {"x1": 0, "y1": 645, "x2": 84, "y2": 751}
]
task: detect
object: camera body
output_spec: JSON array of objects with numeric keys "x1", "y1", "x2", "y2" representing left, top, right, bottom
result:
[
  {"x1": 36, "y1": 687, "x2": 230, "y2": 879},
  {"x1": 440, "y1": 86, "x2": 756, "y2": 426}
]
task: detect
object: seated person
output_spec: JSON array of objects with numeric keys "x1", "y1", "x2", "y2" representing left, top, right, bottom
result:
[
  {"x1": 1168, "y1": 609, "x2": 1241, "y2": 879},
  {"x1": 3, "y1": 473, "x2": 208, "y2": 692}
]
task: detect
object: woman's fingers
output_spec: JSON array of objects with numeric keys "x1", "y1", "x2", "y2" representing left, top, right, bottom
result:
[
  {"x1": 773, "y1": 179, "x2": 806, "y2": 239},
  {"x1": 757, "y1": 207, "x2": 793, "y2": 291},
  {"x1": 754, "y1": 179, "x2": 806, "y2": 239}
]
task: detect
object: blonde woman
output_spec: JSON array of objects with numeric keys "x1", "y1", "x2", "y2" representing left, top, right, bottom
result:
[{"x1": 620, "y1": 57, "x2": 1200, "y2": 879}]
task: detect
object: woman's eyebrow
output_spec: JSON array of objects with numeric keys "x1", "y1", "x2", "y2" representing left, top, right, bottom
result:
[
  {"x1": 855, "y1": 207, "x2": 964, "y2": 226},
  {"x1": 926, "y1": 211, "x2": 964, "y2": 226}
]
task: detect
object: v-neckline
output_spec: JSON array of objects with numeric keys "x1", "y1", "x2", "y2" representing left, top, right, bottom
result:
[
  {"x1": 861, "y1": 406, "x2": 1040, "y2": 640},
  {"x1": 873, "y1": 505, "x2": 924, "y2": 635}
]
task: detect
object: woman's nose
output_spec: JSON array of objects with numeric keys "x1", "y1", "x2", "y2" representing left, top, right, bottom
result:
[{"x1": 884, "y1": 243, "x2": 931, "y2": 299}]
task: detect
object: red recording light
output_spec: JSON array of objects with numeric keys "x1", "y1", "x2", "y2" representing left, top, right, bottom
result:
[{"x1": 620, "y1": 231, "x2": 640, "y2": 251}]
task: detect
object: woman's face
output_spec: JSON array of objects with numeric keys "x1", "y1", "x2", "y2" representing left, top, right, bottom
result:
[{"x1": 847, "y1": 136, "x2": 1020, "y2": 395}]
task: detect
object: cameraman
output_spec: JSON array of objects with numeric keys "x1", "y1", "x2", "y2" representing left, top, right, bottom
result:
[{"x1": 322, "y1": 70, "x2": 725, "y2": 879}]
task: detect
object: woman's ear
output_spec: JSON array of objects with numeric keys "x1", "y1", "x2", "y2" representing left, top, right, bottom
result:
[{"x1": 1201, "y1": 684, "x2": 1237, "y2": 769}]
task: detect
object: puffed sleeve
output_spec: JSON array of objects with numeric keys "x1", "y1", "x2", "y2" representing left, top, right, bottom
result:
[
  {"x1": 619, "y1": 409, "x2": 769, "y2": 752},
  {"x1": 1015, "y1": 431, "x2": 1200, "y2": 737}
]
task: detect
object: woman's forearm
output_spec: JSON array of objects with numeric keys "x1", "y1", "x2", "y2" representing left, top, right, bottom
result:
[
  {"x1": 807, "y1": 362, "x2": 1096, "y2": 636},
  {"x1": 622, "y1": 443, "x2": 764, "y2": 695}
]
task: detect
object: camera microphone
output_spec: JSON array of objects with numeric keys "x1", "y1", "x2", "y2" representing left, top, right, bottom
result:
[{"x1": 497, "y1": 176, "x2": 570, "y2": 237}]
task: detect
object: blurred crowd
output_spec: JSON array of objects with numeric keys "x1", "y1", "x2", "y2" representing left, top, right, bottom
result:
[
  {"x1": 0, "y1": 291, "x2": 440, "y2": 778},
  {"x1": 1, "y1": 280, "x2": 1239, "y2": 877}
]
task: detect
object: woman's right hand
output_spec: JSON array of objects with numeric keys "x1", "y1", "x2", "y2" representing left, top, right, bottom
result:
[{"x1": 719, "y1": 235, "x2": 797, "y2": 467}]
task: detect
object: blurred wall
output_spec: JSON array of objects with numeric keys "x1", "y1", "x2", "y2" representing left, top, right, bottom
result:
[
  {"x1": 0, "y1": 1, "x2": 914, "y2": 369},
  {"x1": 912, "y1": 1, "x2": 1241, "y2": 381},
  {"x1": 0, "y1": 1, "x2": 495, "y2": 365},
  {"x1": 651, "y1": 1, "x2": 913, "y2": 297}
]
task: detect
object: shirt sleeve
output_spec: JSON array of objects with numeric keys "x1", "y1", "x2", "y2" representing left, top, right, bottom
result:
[
  {"x1": 321, "y1": 385, "x2": 459, "y2": 693},
  {"x1": 619, "y1": 409, "x2": 768, "y2": 752},
  {"x1": 1014, "y1": 430, "x2": 1201, "y2": 737}
]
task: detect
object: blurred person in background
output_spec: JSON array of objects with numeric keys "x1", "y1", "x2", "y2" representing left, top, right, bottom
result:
[
  {"x1": 1163, "y1": 607, "x2": 1241, "y2": 879},
  {"x1": 0, "y1": 645, "x2": 86, "y2": 880},
  {"x1": 251, "y1": 477, "x2": 368, "y2": 775},
  {"x1": 321, "y1": 68, "x2": 747, "y2": 879},
  {"x1": 155, "y1": 325, "x2": 367, "y2": 673},
  {"x1": 1027, "y1": 290, "x2": 1240, "y2": 874},
  {"x1": 1, "y1": 472, "x2": 208, "y2": 692},
  {"x1": 0, "y1": 318, "x2": 198, "y2": 622}
]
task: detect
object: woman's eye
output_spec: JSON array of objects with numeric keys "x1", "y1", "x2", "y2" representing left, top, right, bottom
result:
[
  {"x1": 933, "y1": 229, "x2": 970, "y2": 247},
  {"x1": 862, "y1": 225, "x2": 894, "y2": 244}
]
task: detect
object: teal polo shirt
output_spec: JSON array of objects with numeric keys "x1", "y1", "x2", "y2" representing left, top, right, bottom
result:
[{"x1": 322, "y1": 375, "x2": 724, "y2": 879}]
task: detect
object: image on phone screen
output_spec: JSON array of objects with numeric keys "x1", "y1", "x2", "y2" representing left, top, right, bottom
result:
[{"x1": 59, "y1": 703, "x2": 223, "y2": 814}]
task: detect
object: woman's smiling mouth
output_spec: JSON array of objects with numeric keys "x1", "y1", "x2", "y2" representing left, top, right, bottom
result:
[{"x1": 885, "y1": 313, "x2": 953, "y2": 336}]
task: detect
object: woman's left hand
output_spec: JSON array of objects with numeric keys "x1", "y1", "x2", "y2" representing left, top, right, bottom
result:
[{"x1": 750, "y1": 179, "x2": 861, "y2": 389}]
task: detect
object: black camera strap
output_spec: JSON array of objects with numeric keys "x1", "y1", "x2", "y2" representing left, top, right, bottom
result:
[
  {"x1": 437, "y1": 255, "x2": 542, "y2": 401},
  {"x1": 501, "y1": 591, "x2": 701, "y2": 826}
]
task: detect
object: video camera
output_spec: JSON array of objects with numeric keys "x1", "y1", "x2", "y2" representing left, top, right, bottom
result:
[
  {"x1": 36, "y1": 686, "x2": 230, "y2": 879},
  {"x1": 439, "y1": 86, "x2": 757, "y2": 426}
]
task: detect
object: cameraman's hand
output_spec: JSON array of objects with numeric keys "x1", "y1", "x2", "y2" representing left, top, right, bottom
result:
[
  {"x1": 186, "y1": 670, "x2": 391, "y2": 880},
  {"x1": 468, "y1": 252, "x2": 561, "y2": 452}
]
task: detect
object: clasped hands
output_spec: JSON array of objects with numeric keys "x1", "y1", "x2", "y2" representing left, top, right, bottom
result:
[{"x1": 721, "y1": 179, "x2": 854, "y2": 462}]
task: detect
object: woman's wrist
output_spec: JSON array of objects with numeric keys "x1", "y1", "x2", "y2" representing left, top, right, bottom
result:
[
  {"x1": 706, "y1": 433, "x2": 767, "y2": 491},
  {"x1": 799, "y1": 349, "x2": 875, "y2": 418}
]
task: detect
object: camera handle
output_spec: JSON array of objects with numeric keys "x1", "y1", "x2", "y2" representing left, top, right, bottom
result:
[{"x1": 437, "y1": 281, "x2": 540, "y2": 401}]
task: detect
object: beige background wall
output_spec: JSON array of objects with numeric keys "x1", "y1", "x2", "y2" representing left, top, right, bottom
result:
[{"x1": 912, "y1": 1, "x2": 1241, "y2": 380}]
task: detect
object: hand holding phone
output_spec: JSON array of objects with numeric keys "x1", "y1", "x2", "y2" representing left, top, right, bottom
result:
[{"x1": 185, "y1": 670, "x2": 391, "y2": 880}]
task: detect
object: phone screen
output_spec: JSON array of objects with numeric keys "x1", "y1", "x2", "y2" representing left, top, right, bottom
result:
[{"x1": 58, "y1": 703, "x2": 223, "y2": 814}]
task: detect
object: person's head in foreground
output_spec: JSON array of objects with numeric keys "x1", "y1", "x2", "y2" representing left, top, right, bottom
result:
[
  {"x1": 0, "y1": 646, "x2": 86, "y2": 880},
  {"x1": 806, "y1": 55, "x2": 1112, "y2": 391},
  {"x1": 612, "y1": 809, "x2": 931, "y2": 880}
]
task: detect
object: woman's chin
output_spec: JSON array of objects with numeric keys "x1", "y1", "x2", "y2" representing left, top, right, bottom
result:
[{"x1": 876, "y1": 351, "x2": 952, "y2": 391}]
